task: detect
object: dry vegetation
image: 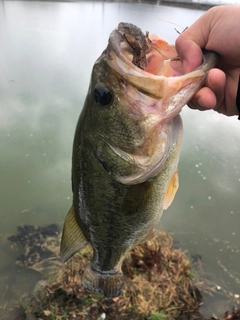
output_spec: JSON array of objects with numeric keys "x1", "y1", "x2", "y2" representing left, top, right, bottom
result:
[{"x1": 3, "y1": 225, "x2": 240, "y2": 320}]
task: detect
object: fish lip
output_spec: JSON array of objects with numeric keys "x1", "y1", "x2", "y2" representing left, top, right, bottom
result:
[{"x1": 107, "y1": 23, "x2": 218, "y2": 101}]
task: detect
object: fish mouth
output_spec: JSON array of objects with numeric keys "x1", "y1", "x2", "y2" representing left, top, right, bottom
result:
[{"x1": 107, "y1": 23, "x2": 217, "y2": 113}]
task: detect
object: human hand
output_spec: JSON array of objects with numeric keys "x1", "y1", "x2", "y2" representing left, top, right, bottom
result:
[{"x1": 175, "y1": 5, "x2": 240, "y2": 117}]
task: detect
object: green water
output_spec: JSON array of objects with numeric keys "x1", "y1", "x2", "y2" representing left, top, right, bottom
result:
[{"x1": 0, "y1": 1, "x2": 239, "y2": 317}]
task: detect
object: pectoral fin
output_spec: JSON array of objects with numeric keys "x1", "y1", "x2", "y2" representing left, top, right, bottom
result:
[
  {"x1": 60, "y1": 205, "x2": 89, "y2": 262},
  {"x1": 163, "y1": 171, "x2": 179, "y2": 210}
]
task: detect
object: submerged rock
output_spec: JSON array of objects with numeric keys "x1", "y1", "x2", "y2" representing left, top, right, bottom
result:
[{"x1": 8, "y1": 224, "x2": 61, "y2": 267}]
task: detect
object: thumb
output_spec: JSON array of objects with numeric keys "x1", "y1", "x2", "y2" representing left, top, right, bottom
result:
[
  {"x1": 175, "y1": 12, "x2": 211, "y2": 73},
  {"x1": 175, "y1": 32, "x2": 203, "y2": 73}
]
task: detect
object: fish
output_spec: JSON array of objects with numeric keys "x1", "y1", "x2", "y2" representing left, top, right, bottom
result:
[{"x1": 60, "y1": 22, "x2": 217, "y2": 298}]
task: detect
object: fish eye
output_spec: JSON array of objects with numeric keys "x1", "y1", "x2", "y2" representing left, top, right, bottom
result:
[{"x1": 94, "y1": 84, "x2": 112, "y2": 106}]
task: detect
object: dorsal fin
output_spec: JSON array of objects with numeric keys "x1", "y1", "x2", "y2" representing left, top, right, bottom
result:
[{"x1": 60, "y1": 205, "x2": 89, "y2": 262}]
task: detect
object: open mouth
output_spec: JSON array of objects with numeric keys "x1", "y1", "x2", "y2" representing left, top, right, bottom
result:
[{"x1": 107, "y1": 22, "x2": 217, "y2": 104}]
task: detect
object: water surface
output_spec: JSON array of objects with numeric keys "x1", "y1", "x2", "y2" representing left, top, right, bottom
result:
[{"x1": 0, "y1": 1, "x2": 239, "y2": 317}]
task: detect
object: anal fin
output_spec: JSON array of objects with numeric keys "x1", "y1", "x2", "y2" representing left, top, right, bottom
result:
[
  {"x1": 163, "y1": 171, "x2": 179, "y2": 210},
  {"x1": 60, "y1": 205, "x2": 89, "y2": 262}
]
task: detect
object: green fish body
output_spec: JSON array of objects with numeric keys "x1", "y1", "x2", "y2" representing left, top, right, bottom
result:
[{"x1": 60, "y1": 23, "x2": 217, "y2": 298}]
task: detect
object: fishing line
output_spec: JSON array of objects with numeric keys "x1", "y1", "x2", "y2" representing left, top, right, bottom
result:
[
  {"x1": 131, "y1": 12, "x2": 186, "y2": 30},
  {"x1": 131, "y1": 12, "x2": 184, "y2": 61}
]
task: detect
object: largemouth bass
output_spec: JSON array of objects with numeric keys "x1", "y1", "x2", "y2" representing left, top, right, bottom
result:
[{"x1": 60, "y1": 23, "x2": 217, "y2": 298}]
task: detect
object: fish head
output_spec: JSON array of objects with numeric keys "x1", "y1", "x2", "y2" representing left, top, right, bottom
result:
[{"x1": 84, "y1": 23, "x2": 217, "y2": 184}]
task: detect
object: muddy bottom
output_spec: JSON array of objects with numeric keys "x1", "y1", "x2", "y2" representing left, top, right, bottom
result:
[{"x1": 1, "y1": 224, "x2": 240, "y2": 320}]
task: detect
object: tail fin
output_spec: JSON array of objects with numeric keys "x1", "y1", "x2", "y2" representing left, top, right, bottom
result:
[{"x1": 82, "y1": 265, "x2": 123, "y2": 298}]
